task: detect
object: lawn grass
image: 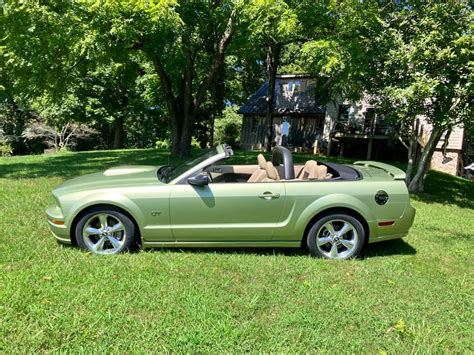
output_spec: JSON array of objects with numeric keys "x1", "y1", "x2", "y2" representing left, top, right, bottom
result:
[{"x1": 1, "y1": 149, "x2": 473, "y2": 352}]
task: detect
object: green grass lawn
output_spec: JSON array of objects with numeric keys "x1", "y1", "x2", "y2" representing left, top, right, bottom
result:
[{"x1": 1, "y1": 149, "x2": 473, "y2": 352}]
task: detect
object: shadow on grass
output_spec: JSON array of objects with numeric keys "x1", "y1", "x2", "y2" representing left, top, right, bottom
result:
[
  {"x1": 413, "y1": 170, "x2": 474, "y2": 210},
  {"x1": 363, "y1": 239, "x2": 416, "y2": 258},
  {"x1": 0, "y1": 149, "x2": 175, "y2": 179},
  {"x1": 141, "y1": 239, "x2": 416, "y2": 259}
]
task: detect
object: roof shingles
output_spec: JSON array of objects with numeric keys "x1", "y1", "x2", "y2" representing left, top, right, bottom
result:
[{"x1": 238, "y1": 80, "x2": 326, "y2": 115}]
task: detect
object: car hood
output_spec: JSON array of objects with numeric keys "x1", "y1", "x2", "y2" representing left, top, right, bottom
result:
[{"x1": 53, "y1": 165, "x2": 164, "y2": 195}]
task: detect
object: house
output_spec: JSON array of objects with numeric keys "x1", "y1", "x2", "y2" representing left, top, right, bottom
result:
[
  {"x1": 429, "y1": 125, "x2": 468, "y2": 176},
  {"x1": 238, "y1": 74, "x2": 327, "y2": 151},
  {"x1": 238, "y1": 74, "x2": 406, "y2": 160},
  {"x1": 238, "y1": 74, "x2": 471, "y2": 176}
]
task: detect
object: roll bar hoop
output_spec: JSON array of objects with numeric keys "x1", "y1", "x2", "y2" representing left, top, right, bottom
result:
[{"x1": 271, "y1": 146, "x2": 295, "y2": 180}]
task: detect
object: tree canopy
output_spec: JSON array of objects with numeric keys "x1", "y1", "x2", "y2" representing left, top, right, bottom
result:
[{"x1": 1, "y1": 0, "x2": 472, "y2": 190}]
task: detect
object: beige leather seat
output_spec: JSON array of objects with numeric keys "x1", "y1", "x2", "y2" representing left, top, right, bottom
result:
[
  {"x1": 297, "y1": 160, "x2": 329, "y2": 180},
  {"x1": 315, "y1": 164, "x2": 328, "y2": 180},
  {"x1": 248, "y1": 154, "x2": 267, "y2": 182},
  {"x1": 264, "y1": 161, "x2": 279, "y2": 181},
  {"x1": 297, "y1": 160, "x2": 317, "y2": 180}
]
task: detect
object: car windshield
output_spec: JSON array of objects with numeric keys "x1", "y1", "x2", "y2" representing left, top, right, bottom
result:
[{"x1": 158, "y1": 148, "x2": 218, "y2": 183}]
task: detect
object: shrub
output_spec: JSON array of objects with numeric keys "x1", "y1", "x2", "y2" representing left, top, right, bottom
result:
[
  {"x1": 191, "y1": 137, "x2": 201, "y2": 150},
  {"x1": 156, "y1": 137, "x2": 201, "y2": 151},
  {"x1": 155, "y1": 139, "x2": 171, "y2": 150},
  {"x1": 214, "y1": 106, "x2": 241, "y2": 148},
  {"x1": 0, "y1": 141, "x2": 13, "y2": 156}
]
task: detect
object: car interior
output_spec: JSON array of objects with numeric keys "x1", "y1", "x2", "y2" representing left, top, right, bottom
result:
[{"x1": 205, "y1": 149, "x2": 336, "y2": 184}]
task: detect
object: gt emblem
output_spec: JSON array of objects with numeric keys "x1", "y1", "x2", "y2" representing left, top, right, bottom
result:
[{"x1": 151, "y1": 211, "x2": 162, "y2": 216}]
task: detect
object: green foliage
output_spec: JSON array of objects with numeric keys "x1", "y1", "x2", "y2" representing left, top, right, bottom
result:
[
  {"x1": 0, "y1": 129, "x2": 12, "y2": 156},
  {"x1": 243, "y1": 0, "x2": 301, "y2": 45},
  {"x1": 0, "y1": 0, "x2": 472, "y2": 161},
  {"x1": 156, "y1": 137, "x2": 200, "y2": 150},
  {"x1": 155, "y1": 138, "x2": 171, "y2": 150},
  {"x1": 214, "y1": 106, "x2": 242, "y2": 147},
  {"x1": 0, "y1": 149, "x2": 473, "y2": 352},
  {"x1": 0, "y1": 142, "x2": 12, "y2": 156},
  {"x1": 365, "y1": 2, "x2": 473, "y2": 130}
]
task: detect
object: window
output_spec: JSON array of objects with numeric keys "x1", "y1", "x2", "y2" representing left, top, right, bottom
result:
[
  {"x1": 286, "y1": 81, "x2": 301, "y2": 96},
  {"x1": 250, "y1": 116, "x2": 259, "y2": 135},
  {"x1": 338, "y1": 105, "x2": 350, "y2": 122},
  {"x1": 364, "y1": 108, "x2": 376, "y2": 134},
  {"x1": 314, "y1": 113, "x2": 325, "y2": 129}
]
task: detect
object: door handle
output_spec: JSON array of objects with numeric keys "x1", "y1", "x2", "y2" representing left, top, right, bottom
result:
[{"x1": 258, "y1": 191, "x2": 280, "y2": 200}]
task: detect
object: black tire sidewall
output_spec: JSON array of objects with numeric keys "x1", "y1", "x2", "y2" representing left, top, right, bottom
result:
[
  {"x1": 307, "y1": 213, "x2": 366, "y2": 259},
  {"x1": 75, "y1": 207, "x2": 136, "y2": 254}
]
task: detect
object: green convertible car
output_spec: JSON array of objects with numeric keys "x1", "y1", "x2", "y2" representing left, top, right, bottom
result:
[{"x1": 46, "y1": 144, "x2": 415, "y2": 259}]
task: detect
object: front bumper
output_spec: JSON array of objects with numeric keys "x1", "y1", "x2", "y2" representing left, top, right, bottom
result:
[{"x1": 45, "y1": 205, "x2": 71, "y2": 244}]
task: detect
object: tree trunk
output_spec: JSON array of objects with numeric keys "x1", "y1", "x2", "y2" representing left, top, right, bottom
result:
[
  {"x1": 145, "y1": 10, "x2": 235, "y2": 157},
  {"x1": 408, "y1": 125, "x2": 443, "y2": 193},
  {"x1": 405, "y1": 119, "x2": 418, "y2": 185},
  {"x1": 178, "y1": 112, "x2": 193, "y2": 156},
  {"x1": 209, "y1": 113, "x2": 215, "y2": 148},
  {"x1": 113, "y1": 116, "x2": 125, "y2": 149},
  {"x1": 264, "y1": 43, "x2": 282, "y2": 152}
]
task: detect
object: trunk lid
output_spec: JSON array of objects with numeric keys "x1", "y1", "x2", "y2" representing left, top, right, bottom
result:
[{"x1": 353, "y1": 161, "x2": 406, "y2": 181}]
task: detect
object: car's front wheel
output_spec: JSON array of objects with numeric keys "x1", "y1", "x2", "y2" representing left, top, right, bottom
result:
[
  {"x1": 307, "y1": 213, "x2": 366, "y2": 260},
  {"x1": 75, "y1": 207, "x2": 136, "y2": 255}
]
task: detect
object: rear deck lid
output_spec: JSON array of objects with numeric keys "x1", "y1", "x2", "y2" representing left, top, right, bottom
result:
[{"x1": 353, "y1": 161, "x2": 406, "y2": 180}]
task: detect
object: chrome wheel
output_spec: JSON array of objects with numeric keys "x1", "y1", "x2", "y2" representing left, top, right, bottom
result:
[
  {"x1": 315, "y1": 219, "x2": 359, "y2": 259},
  {"x1": 82, "y1": 213, "x2": 126, "y2": 254}
]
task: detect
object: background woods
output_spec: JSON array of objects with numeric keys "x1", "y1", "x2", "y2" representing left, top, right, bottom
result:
[{"x1": 0, "y1": 0, "x2": 472, "y2": 191}]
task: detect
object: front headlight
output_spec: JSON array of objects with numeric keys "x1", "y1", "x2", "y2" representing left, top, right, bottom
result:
[{"x1": 49, "y1": 194, "x2": 61, "y2": 208}]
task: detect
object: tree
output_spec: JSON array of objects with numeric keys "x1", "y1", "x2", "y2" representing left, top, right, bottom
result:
[
  {"x1": 243, "y1": 1, "x2": 301, "y2": 151},
  {"x1": 22, "y1": 121, "x2": 97, "y2": 152},
  {"x1": 3, "y1": 1, "x2": 242, "y2": 155},
  {"x1": 214, "y1": 105, "x2": 242, "y2": 147},
  {"x1": 88, "y1": 1, "x2": 241, "y2": 155},
  {"x1": 1, "y1": 1, "x2": 169, "y2": 152},
  {"x1": 364, "y1": 1, "x2": 473, "y2": 192}
]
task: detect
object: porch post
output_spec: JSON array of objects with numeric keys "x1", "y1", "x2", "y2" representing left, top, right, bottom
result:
[{"x1": 367, "y1": 138, "x2": 373, "y2": 160}]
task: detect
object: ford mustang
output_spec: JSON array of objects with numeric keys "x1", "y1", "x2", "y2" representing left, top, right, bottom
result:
[{"x1": 46, "y1": 144, "x2": 415, "y2": 259}]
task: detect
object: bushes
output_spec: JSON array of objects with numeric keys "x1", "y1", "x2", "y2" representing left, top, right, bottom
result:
[
  {"x1": 0, "y1": 141, "x2": 12, "y2": 156},
  {"x1": 214, "y1": 106, "x2": 241, "y2": 148},
  {"x1": 155, "y1": 137, "x2": 201, "y2": 151},
  {"x1": 155, "y1": 139, "x2": 171, "y2": 150},
  {"x1": 0, "y1": 129, "x2": 12, "y2": 156}
]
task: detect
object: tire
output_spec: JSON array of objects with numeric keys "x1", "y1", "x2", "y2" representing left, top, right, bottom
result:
[
  {"x1": 307, "y1": 213, "x2": 366, "y2": 260},
  {"x1": 75, "y1": 207, "x2": 136, "y2": 255}
]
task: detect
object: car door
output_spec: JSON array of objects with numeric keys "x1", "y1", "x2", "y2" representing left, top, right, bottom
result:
[{"x1": 169, "y1": 181, "x2": 286, "y2": 241}]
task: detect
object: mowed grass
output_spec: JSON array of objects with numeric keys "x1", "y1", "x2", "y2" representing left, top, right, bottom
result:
[{"x1": 0, "y1": 149, "x2": 473, "y2": 353}]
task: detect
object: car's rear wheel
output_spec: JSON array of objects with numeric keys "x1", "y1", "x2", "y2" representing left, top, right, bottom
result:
[
  {"x1": 75, "y1": 208, "x2": 136, "y2": 255},
  {"x1": 307, "y1": 213, "x2": 365, "y2": 260}
]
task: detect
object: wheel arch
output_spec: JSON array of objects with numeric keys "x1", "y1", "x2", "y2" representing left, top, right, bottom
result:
[
  {"x1": 69, "y1": 203, "x2": 142, "y2": 246},
  {"x1": 300, "y1": 207, "x2": 370, "y2": 248}
]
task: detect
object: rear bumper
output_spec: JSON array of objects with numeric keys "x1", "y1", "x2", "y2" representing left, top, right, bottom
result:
[{"x1": 368, "y1": 204, "x2": 416, "y2": 244}]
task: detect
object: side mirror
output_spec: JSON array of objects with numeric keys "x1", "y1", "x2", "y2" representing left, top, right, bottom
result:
[{"x1": 188, "y1": 172, "x2": 209, "y2": 186}]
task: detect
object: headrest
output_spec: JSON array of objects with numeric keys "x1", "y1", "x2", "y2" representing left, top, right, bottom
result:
[
  {"x1": 257, "y1": 154, "x2": 266, "y2": 169},
  {"x1": 265, "y1": 161, "x2": 278, "y2": 180},
  {"x1": 304, "y1": 160, "x2": 317, "y2": 172},
  {"x1": 308, "y1": 164, "x2": 328, "y2": 179},
  {"x1": 308, "y1": 164, "x2": 319, "y2": 179},
  {"x1": 316, "y1": 164, "x2": 328, "y2": 179}
]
